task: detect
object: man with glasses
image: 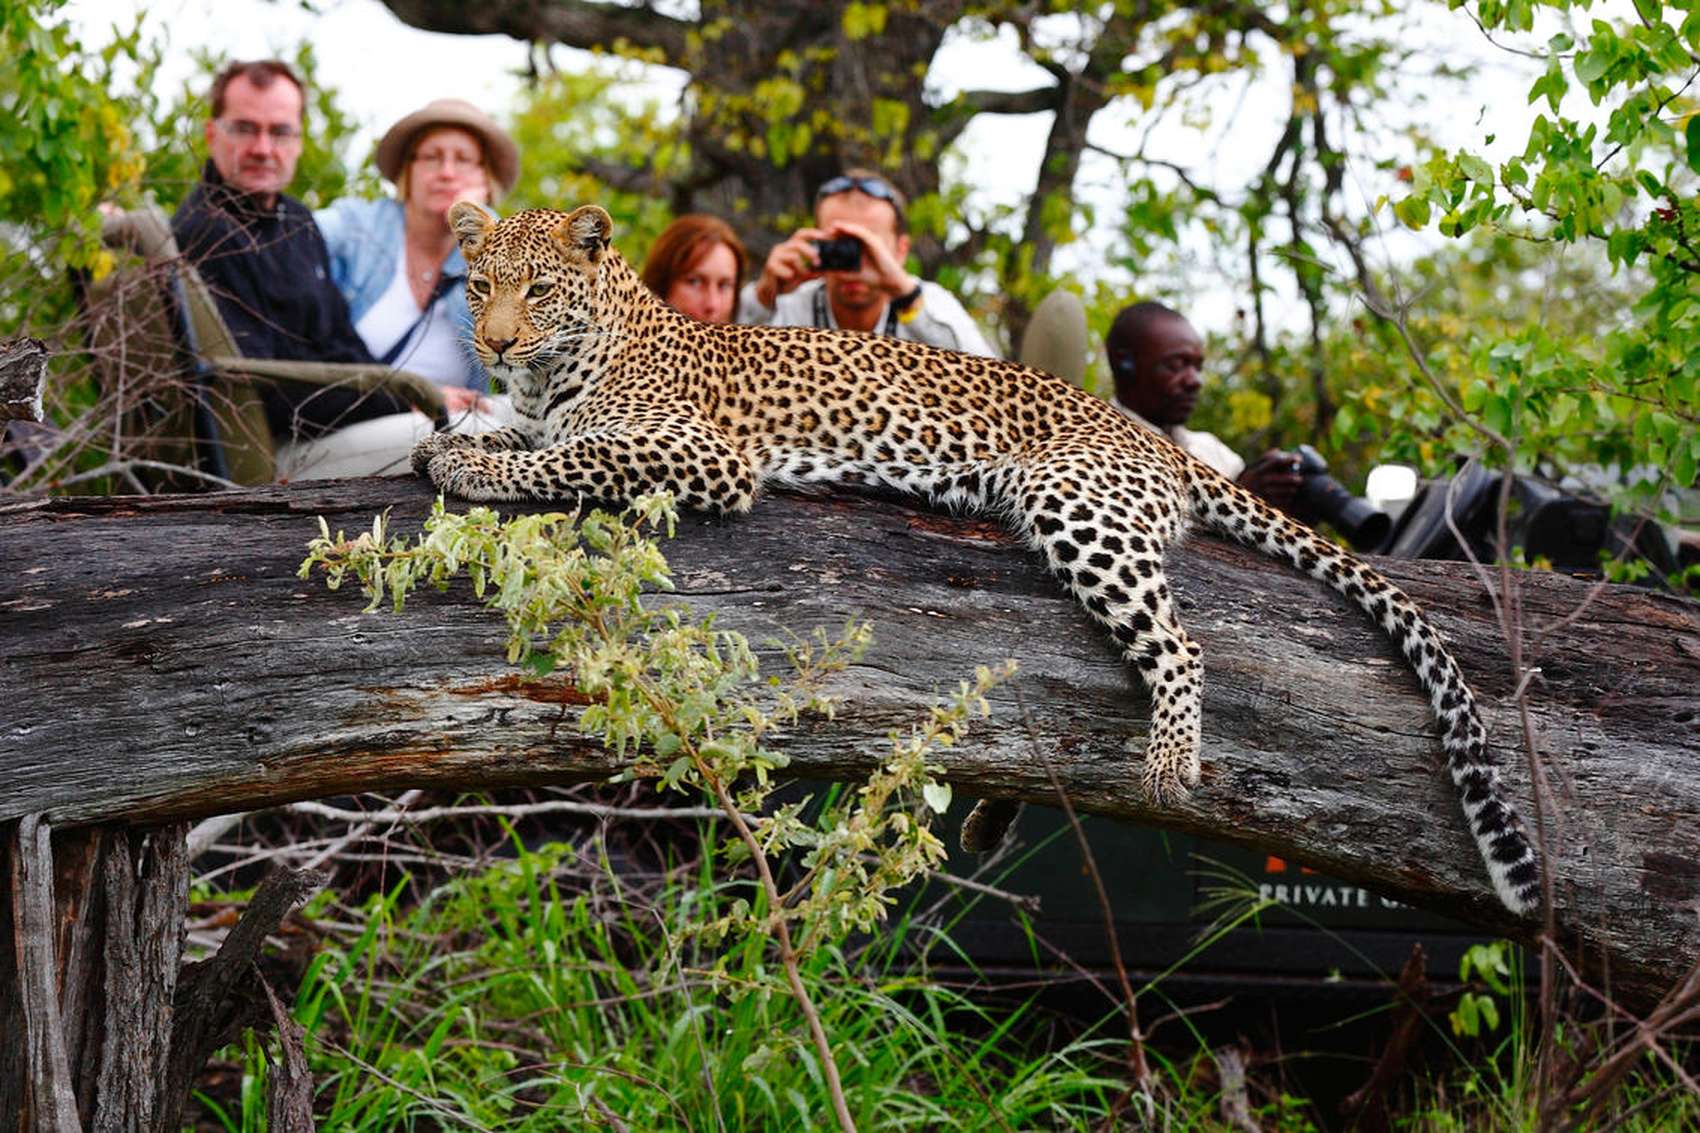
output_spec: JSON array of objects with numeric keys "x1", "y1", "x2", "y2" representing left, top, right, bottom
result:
[
  {"x1": 171, "y1": 59, "x2": 412, "y2": 440},
  {"x1": 738, "y1": 168, "x2": 994, "y2": 357}
]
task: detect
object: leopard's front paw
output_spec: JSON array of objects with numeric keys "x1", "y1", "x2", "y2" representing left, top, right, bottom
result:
[
  {"x1": 1138, "y1": 739, "x2": 1201, "y2": 806},
  {"x1": 422, "y1": 448, "x2": 478, "y2": 499},
  {"x1": 410, "y1": 431, "x2": 461, "y2": 478}
]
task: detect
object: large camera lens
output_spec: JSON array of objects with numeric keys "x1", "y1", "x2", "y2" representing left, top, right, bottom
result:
[{"x1": 1294, "y1": 445, "x2": 1392, "y2": 551}]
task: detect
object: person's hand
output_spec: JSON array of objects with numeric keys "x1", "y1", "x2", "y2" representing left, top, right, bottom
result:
[
  {"x1": 439, "y1": 385, "x2": 492, "y2": 416},
  {"x1": 821, "y1": 218, "x2": 916, "y2": 298},
  {"x1": 1238, "y1": 449, "x2": 1304, "y2": 510},
  {"x1": 754, "y1": 226, "x2": 831, "y2": 309}
]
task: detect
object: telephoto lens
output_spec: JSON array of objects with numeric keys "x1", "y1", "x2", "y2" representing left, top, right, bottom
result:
[{"x1": 1294, "y1": 445, "x2": 1392, "y2": 551}]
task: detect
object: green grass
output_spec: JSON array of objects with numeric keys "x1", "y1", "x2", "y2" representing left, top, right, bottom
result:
[
  {"x1": 193, "y1": 827, "x2": 1139, "y2": 1131},
  {"x1": 190, "y1": 822, "x2": 1700, "y2": 1131}
]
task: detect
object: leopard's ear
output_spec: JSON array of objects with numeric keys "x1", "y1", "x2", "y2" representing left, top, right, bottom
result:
[
  {"x1": 557, "y1": 205, "x2": 613, "y2": 264},
  {"x1": 449, "y1": 201, "x2": 496, "y2": 260}
]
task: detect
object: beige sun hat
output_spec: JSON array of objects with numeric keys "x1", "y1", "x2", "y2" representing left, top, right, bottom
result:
[{"x1": 375, "y1": 98, "x2": 520, "y2": 195}]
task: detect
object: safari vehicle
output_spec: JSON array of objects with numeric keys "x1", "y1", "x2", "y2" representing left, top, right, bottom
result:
[{"x1": 928, "y1": 805, "x2": 1475, "y2": 995}]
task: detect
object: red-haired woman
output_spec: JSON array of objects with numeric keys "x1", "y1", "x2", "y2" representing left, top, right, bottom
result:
[{"x1": 640, "y1": 215, "x2": 747, "y2": 323}]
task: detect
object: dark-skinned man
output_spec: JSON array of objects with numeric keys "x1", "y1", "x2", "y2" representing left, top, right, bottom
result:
[{"x1": 1106, "y1": 301, "x2": 1303, "y2": 508}]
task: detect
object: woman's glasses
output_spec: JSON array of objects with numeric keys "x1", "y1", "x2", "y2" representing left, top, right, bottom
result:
[{"x1": 413, "y1": 151, "x2": 484, "y2": 172}]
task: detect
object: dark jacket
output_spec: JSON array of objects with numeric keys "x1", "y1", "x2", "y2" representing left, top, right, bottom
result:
[{"x1": 171, "y1": 161, "x2": 413, "y2": 439}]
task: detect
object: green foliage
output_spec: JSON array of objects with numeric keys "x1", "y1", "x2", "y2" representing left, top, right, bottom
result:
[
  {"x1": 1385, "y1": 0, "x2": 1700, "y2": 526},
  {"x1": 1405, "y1": 938, "x2": 1700, "y2": 1131},
  {"x1": 198, "y1": 832, "x2": 1127, "y2": 1130},
  {"x1": 503, "y1": 66, "x2": 676, "y2": 255},
  {"x1": 300, "y1": 494, "x2": 1011, "y2": 979},
  {"x1": 1449, "y1": 939, "x2": 1512, "y2": 1038},
  {"x1": 0, "y1": 3, "x2": 369, "y2": 279},
  {"x1": 0, "y1": 0, "x2": 147, "y2": 268}
]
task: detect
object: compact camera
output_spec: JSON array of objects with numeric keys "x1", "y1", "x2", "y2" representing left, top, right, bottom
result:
[{"x1": 812, "y1": 236, "x2": 863, "y2": 272}]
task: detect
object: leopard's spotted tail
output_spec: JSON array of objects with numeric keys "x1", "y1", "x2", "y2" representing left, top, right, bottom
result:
[{"x1": 1186, "y1": 465, "x2": 1541, "y2": 916}]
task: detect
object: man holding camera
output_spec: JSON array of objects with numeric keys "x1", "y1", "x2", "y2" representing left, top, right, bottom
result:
[
  {"x1": 1106, "y1": 301, "x2": 1303, "y2": 508},
  {"x1": 738, "y1": 169, "x2": 995, "y2": 357}
]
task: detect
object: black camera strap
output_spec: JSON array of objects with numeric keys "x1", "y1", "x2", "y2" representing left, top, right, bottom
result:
[
  {"x1": 379, "y1": 272, "x2": 463, "y2": 367},
  {"x1": 812, "y1": 285, "x2": 900, "y2": 338}
]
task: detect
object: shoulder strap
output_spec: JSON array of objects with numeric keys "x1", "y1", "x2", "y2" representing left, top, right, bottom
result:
[
  {"x1": 813, "y1": 282, "x2": 902, "y2": 337},
  {"x1": 379, "y1": 272, "x2": 462, "y2": 367}
]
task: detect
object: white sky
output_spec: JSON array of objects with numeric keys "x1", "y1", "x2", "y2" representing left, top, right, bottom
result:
[{"x1": 62, "y1": 0, "x2": 1567, "y2": 334}]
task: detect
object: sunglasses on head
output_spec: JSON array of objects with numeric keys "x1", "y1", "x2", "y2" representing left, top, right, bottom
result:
[{"x1": 816, "y1": 175, "x2": 905, "y2": 222}]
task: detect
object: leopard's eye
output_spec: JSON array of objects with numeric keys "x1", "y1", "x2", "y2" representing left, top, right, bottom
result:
[
  {"x1": 468, "y1": 277, "x2": 492, "y2": 299},
  {"x1": 526, "y1": 280, "x2": 555, "y2": 300}
]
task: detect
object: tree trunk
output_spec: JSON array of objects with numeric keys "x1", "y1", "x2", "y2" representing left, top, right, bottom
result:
[
  {"x1": 2, "y1": 478, "x2": 1698, "y2": 1013},
  {"x1": 0, "y1": 338, "x2": 47, "y2": 423},
  {"x1": 1, "y1": 814, "x2": 320, "y2": 1130},
  {"x1": 378, "y1": 0, "x2": 1016, "y2": 275}
]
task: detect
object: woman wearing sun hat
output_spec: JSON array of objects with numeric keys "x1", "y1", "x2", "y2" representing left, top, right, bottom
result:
[
  {"x1": 274, "y1": 99, "x2": 519, "y2": 480},
  {"x1": 316, "y1": 97, "x2": 520, "y2": 403}
]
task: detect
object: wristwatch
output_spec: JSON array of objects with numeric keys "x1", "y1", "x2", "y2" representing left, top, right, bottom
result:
[{"x1": 890, "y1": 282, "x2": 924, "y2": 313}]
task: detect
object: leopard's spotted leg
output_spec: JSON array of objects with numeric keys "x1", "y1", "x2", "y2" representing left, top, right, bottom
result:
[
  {"x1": 963, "y1": 452, "x2": 1204, "y2": 849},
  {"x1": 410, "y1": 425, "x2": 536, "y2": 478},
  {"x1": 422, "y1": 415, "x2": 758, "y2": 512}
]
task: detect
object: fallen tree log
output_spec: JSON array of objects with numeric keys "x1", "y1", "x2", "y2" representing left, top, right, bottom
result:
[{"x1": 2, "y1": 477, "x2": 1698, "y2": 1007}]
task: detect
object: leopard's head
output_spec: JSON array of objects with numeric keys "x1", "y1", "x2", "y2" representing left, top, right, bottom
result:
[{"x1": 448, "y1": 202, "x2": 614, "y2": 386}]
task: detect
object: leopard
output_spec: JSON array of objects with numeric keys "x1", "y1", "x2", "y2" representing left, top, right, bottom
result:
[{"x1": 413, "y1": 201, "x2": 1542, "y2": 916}]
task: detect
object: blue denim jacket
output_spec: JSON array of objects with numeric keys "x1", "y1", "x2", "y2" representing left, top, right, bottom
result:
[{"x1": 314, "y1": 197, "x2": 486, "y2": 391}]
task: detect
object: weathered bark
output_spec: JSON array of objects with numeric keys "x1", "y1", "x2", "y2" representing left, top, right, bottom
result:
[
  {"x1": 9, "y1": 817, "x2": 80, "y2": 1132},
  {"x1": 159, "y1": 866, "x2": 325, "y2": 1133},
  {"x1": 1, "y1": 813, "x2": 319, "y2": 1130},
  {"x1": 96, "y1": 824, "x2": 188, "y2": 1133},
  {"x1": 0, "y1": 338, "x2": 47, "y2": 424},
  {"x1": 260, "y1": 978, "x2": 316, "y2": 1132},
  {"x1": 3, "y1": 478, "x2": 1698, "y2": 1004}
]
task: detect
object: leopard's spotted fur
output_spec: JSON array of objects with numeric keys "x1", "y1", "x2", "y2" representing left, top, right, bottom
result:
[{"x1": 414, "y1": 203, "x2": 1541, "y2": 916}]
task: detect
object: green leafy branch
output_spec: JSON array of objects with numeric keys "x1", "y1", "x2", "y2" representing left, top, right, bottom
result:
[{"x1": 1374, "y1": 0, "x2": 1700, "y2": 538}]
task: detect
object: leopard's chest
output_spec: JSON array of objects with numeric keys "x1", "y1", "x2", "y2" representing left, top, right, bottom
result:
[{"x1": 513, "y1": 359, "x2": 601, "y2": 438}]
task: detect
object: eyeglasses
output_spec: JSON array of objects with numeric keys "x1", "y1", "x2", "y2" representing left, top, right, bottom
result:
[
  {"x1": 216, "y1": 119, "x2": 302, "y2": 144},
  {"x1": 816, "y1": 175, "x2": 906, "y2": 223},
  {"x1": 413, "y1": 150, "x2": 485, "y2": 172}
]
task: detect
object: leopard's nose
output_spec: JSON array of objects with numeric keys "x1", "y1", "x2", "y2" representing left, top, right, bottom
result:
[{"x1": 486, "y1": 336, "x2": 516, "y2": 358}]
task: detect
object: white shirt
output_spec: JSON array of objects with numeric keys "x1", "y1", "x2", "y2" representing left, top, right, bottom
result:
[
  {"x1": 353, "y1": 252, "x2": 467, "y2": 384},
  {"x1": 1111, "y1": 398, "x2": 1246, "y2": 480},
  {"x1": 737, "y1": 278, "x2": 996, "y2": 358}
]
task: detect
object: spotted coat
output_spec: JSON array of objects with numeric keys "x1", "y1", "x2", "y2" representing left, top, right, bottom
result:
[{"x1": 413, "y1": 203, "x2": 1541, "y2": 916}]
